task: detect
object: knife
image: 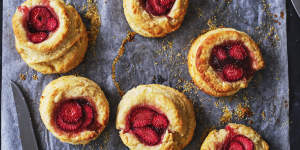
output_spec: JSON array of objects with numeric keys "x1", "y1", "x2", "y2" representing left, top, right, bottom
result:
[
  {"x1": 292, "y1": 0, "x2": 300, "y2": 18},
  {"x1": 10, "y1": 81, "x2": 39, "y2": 150}
]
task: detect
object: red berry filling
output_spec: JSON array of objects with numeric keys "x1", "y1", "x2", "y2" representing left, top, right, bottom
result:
[
  {"x1": 53, "y1": 99, "x2": 98, "y2": 133},
  {"x1": 221, "y1": 126, "x2": 254, "y2": 150},
  {"x1": 141, "y1": 0, "x2": 176, "y2": 16},
  {"x1": 209, "y1": 41, "x2": 255, "y2": 82},
  {"x1": 223, "y1": 64, "x2": 244, "y2": 82},
  {"x1": 26, "y1": 6, "x2": 59, "y2": 43},
  {"x1": 127, "y1": 106, "x2": 169, "y2": 146}
]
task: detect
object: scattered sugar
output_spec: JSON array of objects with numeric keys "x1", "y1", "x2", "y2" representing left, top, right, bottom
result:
[
  {"x1": 234, "y1": 103, "x2": 253, "y2": 120},
  {"x1": 84, "y1": 0, "x2": 101, "y2": 47},
  {"x1": 112, "y1": 31, "x2": 136, "y2": 96},
  {"x1": 220, "y1": 106, "x2": 232, "y2": 124}
]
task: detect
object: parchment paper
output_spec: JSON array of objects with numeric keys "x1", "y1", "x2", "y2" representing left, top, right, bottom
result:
[{"x1": 2, "y1": 0, "x2": 289, "y2": 149}]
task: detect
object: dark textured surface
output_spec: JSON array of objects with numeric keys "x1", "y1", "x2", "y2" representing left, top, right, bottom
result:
[
  {"x1": 0, "y1": 0, "x2": 294, "y2": 150},
  {"x1": 287, "y1": 0, "x2": 300, "y2": 150}
]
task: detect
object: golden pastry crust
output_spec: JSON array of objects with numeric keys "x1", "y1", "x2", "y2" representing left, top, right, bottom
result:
[
  {"x1": 116, "y1": 84, "x2": 196, "y2": 150},
  {"x1": 188, "y1": 28, "x2": 264, "y2": 97},
  {"x1": 123, "y1": 0, "x2": 189, "y2": 37},
  {"x1": 12, "y1": 0, "x2": 88, "y2": 74},
  {"x1": 39, "y1": 76, "x2": 109, "y2": 144},
  {"x1": 200, "y1": 123, "x2": 269, "y2": 150}
]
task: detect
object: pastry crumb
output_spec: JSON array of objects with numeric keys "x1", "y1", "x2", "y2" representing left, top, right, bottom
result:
[
  {"x1": 32, "y1": 74, "x2": 38, "y2": 80},
  {"x1": 261, "y1": 111, "x2": 266, "y2": 120},
  {"x1": 19, "y1": 73, "x2": 26, "y2": 80}
]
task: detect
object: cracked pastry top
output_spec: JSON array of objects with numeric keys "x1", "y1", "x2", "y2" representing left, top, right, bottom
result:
[
  {"x1": 200, "y1": 123, "x2": 269, "y2": 150},
  {"x1": 188, "y1": 28, "x2": 264, "y2": 97},
  {"x1": 123, "y1": 0, "x2": 189, "y2": 37},
  {"x1": 12, "y1": 0, "x2": 88, "y2": 74},
  {"x1": 39, "y1": 76, "x2": 109, "y2": 144},
  {"x1": 116, "y1": 84, "x2": 196, "y2": 150}
]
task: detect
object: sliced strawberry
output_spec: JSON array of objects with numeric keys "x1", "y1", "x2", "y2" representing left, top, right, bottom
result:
[
  {"x1": 159, "y1": 0, "x2": 176, "y2": 9},
  {"x1": 213, "y1": 47, "x2": 228, "y2": 61},
  {"x1": 46, "y1": 17, "x2": 58, "y2": 31},
  {"x1": 81, "y1": 104, "x2": 94, "y2": 128},
  {"x1": 58, "y1": 101, "x2": 82, "y2": 123},
  {"x1": 29, "y1": 6, "x2": 52, "y2": 31},
  {"x1": 227, "y1": 141, "x2": 244, "y2": 150},
  {"x1": 130, "y1": 107, "x2": 155, "y2": 128},
  {"x1": 232, "y1": 135, "x2": 254, "y2": 150},
  {"x1": 133, "y1": 127, "x2": 160, "y2": 145},
  {"x1": 146, "y1": 0, "x2": 167, "y2": 16},
  {"x1": 56, "y1": 115, "x2": 82, "y2": 131},
  {"x1": 152, "y1": 114, "x2": 168, "y2": 129},
  {"x1": 223, "y1": 64, "x2": 244, "y2": 82},
  {"x1": 28, "y1": 32, "x2": 48, "y2": 43},
  {"x1": 229, "y1": 45, "x2": 248, "y2": 60}
]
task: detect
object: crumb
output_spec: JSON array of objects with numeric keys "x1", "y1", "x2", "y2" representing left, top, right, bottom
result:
[
  {"x1": 280, "y1": 11, "x2": 284, "y2": 19},
  {"x1": 261, "y1": 111, "x2": 266, "y2": 120},
  {"x1": 32, "y1": 74, "x2": 38, "y2": 80},
  {"x1": 19, "y1": 73, "x2": 26, "y2": 80},
  {"x1": 234, "y1": 103, "x2": 253, "y2": 119},
  {"x1": 220, "y1": 106, "x2": 232, "y2": 124},
  {"x1": 167, "y1": 41, "x2": 173, "y2": 49}
]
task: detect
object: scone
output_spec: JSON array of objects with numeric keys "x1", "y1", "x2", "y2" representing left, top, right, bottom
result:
[
  {"x1": 123, "y1": 0, "x2": 189, "y2": 37},
  {"x1": 39, "y1": 76, "x2": 109, "y2": 144},
  {"x1": 200, "y1": 123, "x2": 269, "y2": 150},
  {"x1": 188, "y1": 28, "x2": 264, "y2": 97},
  {"x1": 116, "y1": 84, "x2": 196, "y2": 150},
  {"x1": 12, "y1": 0, "x2": 88, "y2": 74}
]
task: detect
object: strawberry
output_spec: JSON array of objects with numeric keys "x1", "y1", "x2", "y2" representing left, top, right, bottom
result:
[
  {"x1": 28, "y1": 32, "x2": 48, "y2": 43},
  {"x1": 152, "y1": 114, "x2": 168, "y2": 129},
  {"x1": 213, "y1": 47, "x2": 228, "y2": 61},
  {"x1": 58, "y1": 101, "x2": 83, "y2": 123},
  {"x1": 223, "y1": 64, "x2": 244, "y2": 82},
  {"x1": 28, "y1": 6, "x2": 52, "y2": 31},
  {"x1": 56, "y1": 115, "x2": 82, "y2": 131},
  {"x1": 227, "y1": 141, "x2": 244, "y2": 150},
  {"x1": 147, "y1": 0, "x2": 166, "y2": 16},
  {"x1": 159, "y1": 0, "x2": 176, "y2": 9},
  {"x1": 27, "y1": 6, "x2": 59, "y2": 43},
  {"x1": 46, "y1": 17, "x2": 58, "y2": 31},
  {"x1": 133, "y1": 127, "x2": 160, "y2": 145},
  {"x1": 232, "y1": 135, "x2": 254, "y2": 150},
  {"x1": 81, "y1": 104, "x2": 94, "y2": 128},
  {"x1": 229, "y1": 45, "x2": 248, "y2": 60},
  {"x1": 130, "y1": 108, "x2": 155, "y2": 128}
]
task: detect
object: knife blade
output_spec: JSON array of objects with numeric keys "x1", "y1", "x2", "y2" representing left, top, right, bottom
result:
[
  {"x1": 292, "y1": 0, "x2": 300, "y2": 18},
  {"x1": 10, "y1": 81, "x2": 39, "y2": 150}
]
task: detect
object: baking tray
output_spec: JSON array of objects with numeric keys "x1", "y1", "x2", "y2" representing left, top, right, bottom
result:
[{"x1": 1, "y1": 0, "x2": 289, "y2": 149}]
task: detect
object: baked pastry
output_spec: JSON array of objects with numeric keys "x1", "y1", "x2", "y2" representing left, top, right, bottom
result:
[
  {"x1": 188, "y1": 28, "x2": 264, "y2": 97},
  {"x1": 12, "y1": 0, "x2": 88, "y2": 74},
  {"x1": 116, "y1": 84, "x2": 196, "y2": 150},
  {"x1": 39, "y1": 76, "x2": 109, "y2": 144},
  {"x1": 123, "y1": 0, "x2": 189, "y2": 37},
  {"x1": 200, "y1": 123, "x2": 269, "y2": 150}
]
